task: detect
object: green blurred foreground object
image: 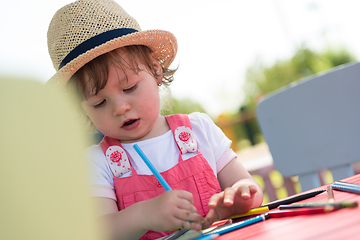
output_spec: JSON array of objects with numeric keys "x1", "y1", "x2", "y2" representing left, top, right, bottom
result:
[{"x1": 0, "y1": 79, "x2": 102, "y2": 240}]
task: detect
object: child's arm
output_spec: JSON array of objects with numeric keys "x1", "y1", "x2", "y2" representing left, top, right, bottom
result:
[
  {"x1": 203, "y1": 157, "x2": 263, "y2": 228},
  {"x1": 94, "y1": 190, "x2": 204, "y2": 240}
]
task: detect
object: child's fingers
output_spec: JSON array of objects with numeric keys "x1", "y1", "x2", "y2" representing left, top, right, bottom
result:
[
  {"x1": 176, "y1": 190, "x2": 195, "y2": 205},
  {"x1": 209, "y1": 187, "x2": 243, "y2": 208},
  {"x1": 174, "y1": 207, "x2": 202, "y2": 221},
  {"x1": 236, "y1": 185, "x2": 258, "y2": 199},
  {"x1": 222, "y1": 187, "x2": 236, "y2": 206},
  {"x1": 173, "y1": 209, "x2": 203, "y2": 230},
  {"x1": 175, "y1": 194, "x2": 200, "y2": 216},
  {"x1": 208, "y1": 192, "x2": 224, "y2": 208},
  {"x1": 172, "y1": 191, "x2": 204, "y2": 227},
  {"x1": 236, "y1": 185, "x2": 251, "y2": 199},
  {"x1": 178, "y1": 220, "x2": 202, "y2": 231},
  {"x1": 203, "y1": 209, "x2": 219, "y2": 229},
  {"x1": 165, "y1": 190, "x2": 199, "y2": 213},
  {"x1": 249, "y1": 184, "x2": 258, "y2": 194}
]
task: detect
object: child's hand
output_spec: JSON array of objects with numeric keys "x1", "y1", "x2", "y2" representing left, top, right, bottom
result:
[
  {"x1": 141, "y1": 190, "x2": 204, "y2": 232},
  {"x1": 203, "y1": 180, "x2": 258, "y2": 229}
]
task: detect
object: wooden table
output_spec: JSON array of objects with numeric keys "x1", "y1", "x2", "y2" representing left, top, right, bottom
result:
[{"x1": 217, "y1": 174, "x2": 360, "y2": 240}]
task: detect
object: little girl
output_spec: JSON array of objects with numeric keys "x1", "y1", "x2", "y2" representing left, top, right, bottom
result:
[{"x1": 47, "y1": 0, "x2": 263, "y2": 239}]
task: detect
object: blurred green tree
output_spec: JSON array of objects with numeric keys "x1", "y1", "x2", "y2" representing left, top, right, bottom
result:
[
  {"x1": 242, "y1": 45, "x2": 357, "y2": 110},
  {"x1": 161, "y1": 97, "x2": 206, "y2": 115}
]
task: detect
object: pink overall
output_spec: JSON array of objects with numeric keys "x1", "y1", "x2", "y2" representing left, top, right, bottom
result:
[{"x1": 99, "y1": 114, "x2": 221, "y2": 240}]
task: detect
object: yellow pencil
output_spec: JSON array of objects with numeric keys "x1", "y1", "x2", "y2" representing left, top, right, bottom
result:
[
  {"x1": 228, "y1": 206, "x2": 269, "y2": 219},
  {"x1": 169, "y1": 206, "x2": 269, "y2": 231}
]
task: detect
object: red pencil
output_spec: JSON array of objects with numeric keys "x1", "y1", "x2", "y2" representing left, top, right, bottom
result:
[{"x1": 268, "y1": 206, "x2": 338, "y2": 218}]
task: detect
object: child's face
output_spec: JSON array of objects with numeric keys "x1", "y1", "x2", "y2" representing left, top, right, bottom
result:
[{"x1": 81, "y1": 49, "x2": 163, "y2": 143}]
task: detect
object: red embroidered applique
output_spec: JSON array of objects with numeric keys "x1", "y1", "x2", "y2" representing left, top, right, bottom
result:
[
  {"x1": 105, "y1": 146, "x2": 131, "y2": 178},
  {"x1": 174, "y1": 126, "x2": 197, "y2": 155}
]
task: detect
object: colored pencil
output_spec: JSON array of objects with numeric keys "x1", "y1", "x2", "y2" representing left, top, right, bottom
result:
[
  {"x1": 278, "y1": 201, "x2": 358, "y2": 209},
  {"x1": 269, "y1": 206, "x2": 338, "y2": 217},
  {"x1": 260, "y1": 189, "x2": 325, "y2": 209},
  {"x1": 336, "y1": 181, "x2": 360, "y2": 187},
  {"x1": 134, "y1": 144, "x2": 202, "y2": 234},
  {"x1": 133, "y1": 144, "x2": 172, "y2": 191},
  {"x1": 228, "y1": 206, "x2": 269, "y2": 219},
  {"x1": 191, "y1": 234, "x2": 219, "y2": 240},
  {"x1": 332, "y1": 181, "x2": 360, "y2": 195},
  {"x1": 203, "y1": 214, "x2": 268, "y2": 236}
]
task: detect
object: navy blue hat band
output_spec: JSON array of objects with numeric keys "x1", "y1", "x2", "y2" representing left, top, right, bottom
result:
[{"x1": 59, "y1": 28, "x2": 138, "y2": 70}]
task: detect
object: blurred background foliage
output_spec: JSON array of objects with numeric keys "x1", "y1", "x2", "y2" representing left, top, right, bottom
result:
[
  {"x1": 242, "y1": 44, "x2": 357, "y2": 111},
  {"x1": 167, "y1": 44, "x2": 357, "y2": 152},
  {"x1": 161, "y1": 98, "x2": 207, "y2": 115}
]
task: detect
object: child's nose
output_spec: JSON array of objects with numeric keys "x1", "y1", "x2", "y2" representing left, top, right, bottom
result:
[{"x1": 113, "y1": 100, "x2": 131, "y2": 116}]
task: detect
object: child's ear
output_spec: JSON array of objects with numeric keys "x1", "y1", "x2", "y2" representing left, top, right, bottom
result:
[{"x1": 150, "y1": 52, "x2": 162, "y2": 75}]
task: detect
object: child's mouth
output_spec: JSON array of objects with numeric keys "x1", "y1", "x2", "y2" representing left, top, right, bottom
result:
[
  {"x1": 123, "y1": 119, "x2": 137, "y2": 126},
  {"x1": 121, "y1": 118, "x2": 140, "y2": 130}
]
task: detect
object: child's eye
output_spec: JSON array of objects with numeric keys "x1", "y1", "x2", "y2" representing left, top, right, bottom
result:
[
  {"x1": 124, "y1": 84, "x2": 137, "y2": 92},
  {"x1": 94, "y1": 99, "x2": 106, "y2": 108}
]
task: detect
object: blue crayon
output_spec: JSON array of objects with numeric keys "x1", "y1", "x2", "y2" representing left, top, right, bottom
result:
[
  {"x1": 332, "y1": 181, "x2": 360, "y2": 195},
  {"x1": 202, "y1": 214, "x2": 268, "y2": 237},
  {"x1": 133, "y1": 144, "x2": 172, "y2": 191},
  {"x1": 192, "y1": 234, "x2": 219, "y2": 240}
]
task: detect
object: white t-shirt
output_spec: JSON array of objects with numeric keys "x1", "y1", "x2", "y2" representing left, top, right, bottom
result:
[{"x1": 86, "y1": 112, "x2": 237, "y2": 201}]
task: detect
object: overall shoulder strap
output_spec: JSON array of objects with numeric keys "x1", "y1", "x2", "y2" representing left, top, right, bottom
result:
[
  {"x1": 99, "y1": 136, "x2": 122, "y2": 154},
  {"x1": 99, "y1": 136, "x2": 133, "y2": 178},
  {"x1": 165, "y1": 114, "x2": 192, "y2": 133},
  {"x1": 165, "y1": 114, "x2": 197, "y2": 155}
]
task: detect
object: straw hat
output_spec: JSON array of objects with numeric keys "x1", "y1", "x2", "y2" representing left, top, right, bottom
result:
[{"x1": 47, "y1": 0, "x2": 177, "y2": 87}]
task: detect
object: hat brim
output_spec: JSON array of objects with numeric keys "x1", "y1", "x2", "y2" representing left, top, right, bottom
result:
[{"x1": 47, "y1": 30, "x2": 177, "y2": 87}]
